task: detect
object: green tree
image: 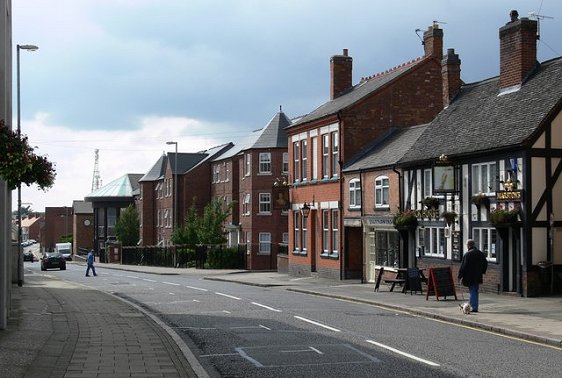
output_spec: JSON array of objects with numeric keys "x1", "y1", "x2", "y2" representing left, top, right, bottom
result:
[
  {"x1": 172, "y1": 202, "x2": 199, "y2": 249},
  {"x1": 114, "y1": 204, "x2": 140, "y2": 246}
]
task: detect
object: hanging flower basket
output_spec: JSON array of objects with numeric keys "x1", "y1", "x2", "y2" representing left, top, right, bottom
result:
[
  {"x1": 393, "y1": 210, "x2": 418, "y2": 230},
  {"x1": 420, "y1": 196, "x2": 440, "y2": 209},
  {"x1": 489, "y1": 208, "x2": 519, "y2": 227},
  {"x1": 0, "y1": 120, "x2": 56, "y2": 190},
  {"x1": 441, "y1": 211, "x2": 457, "y2": 226},
  {"x1": 471, "y1": 193, "x2": 490, "y2": 208}
]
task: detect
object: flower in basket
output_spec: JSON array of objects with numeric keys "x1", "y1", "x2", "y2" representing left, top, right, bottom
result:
[
  {"x1": 393, "y1": 210, "x2": 418, "y2": 228},
  {"x1": 489, "y1": 208, "x2": 519, "y2": 226},
  {"x1": 420, "y1": 196, "x2": 440, "y2": 209},
  {"x1": 441, "y1": 211, "x2": 457, "y2": 226},
  {"x1": 0, "y1": 120, "x2": 56, "y2": 190},
  {"x1": 471, "y1": 192, "x2": 490, "y2": 207}
]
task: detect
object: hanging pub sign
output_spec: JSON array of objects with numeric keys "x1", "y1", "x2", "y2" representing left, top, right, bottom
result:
[
  {"x1": 433, "y1": 154, "x2": 457, "y2": 194},
  {"x1": 272, "y1": 184, "x2": 290, "y2": 210},
  {"x1": 496, "y1": 190, "x2": 523, "y2": 202}
]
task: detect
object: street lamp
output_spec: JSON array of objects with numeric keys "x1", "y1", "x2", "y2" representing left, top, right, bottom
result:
[
  {"x1": 17, "y1": 44, "x2": 38, "y2": 287},
  {"x1": 166, "y1": 141, "x2": 178, "y2": 240}
]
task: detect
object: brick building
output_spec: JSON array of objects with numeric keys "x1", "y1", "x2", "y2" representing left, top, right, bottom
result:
[
  {"x1": 41, "y1": 206, "x2": 73, "y2": 252},
  {"x1": 72, "y1": 200, "x2": 94, "y2": 255},
  {"x1": 286, "y1": 24, "x2": 447, "y2": 279}
]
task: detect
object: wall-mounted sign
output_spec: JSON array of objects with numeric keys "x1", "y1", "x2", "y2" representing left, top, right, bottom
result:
[
  {"x1": 433, "y1": 165, "x2": 456, "y2": 193},
  {"x1": 496, "y1": 190, "x2": 523, "y2": 202}
]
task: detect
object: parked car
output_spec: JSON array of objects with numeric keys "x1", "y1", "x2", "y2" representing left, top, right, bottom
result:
[
  {"x1": 41, "y1": 251, "x2": 66, "y2": 271},
  {"x1": 23, "y1": 250, "x2": 35, "y2": 262}
]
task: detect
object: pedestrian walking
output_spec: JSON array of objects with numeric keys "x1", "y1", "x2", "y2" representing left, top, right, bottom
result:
[
  {"x1": 86, "y1": 249, "x2": 97, "y2": 277},
  {"x1": 458, "y1": 239, "x2": 487, "y2": 312}
]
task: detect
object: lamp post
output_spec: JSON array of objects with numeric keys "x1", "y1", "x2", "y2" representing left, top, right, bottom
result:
[
  {"x1": 16, "y1": 44, "x2": 38, "y2": 287},
  {"x1": 166, "y1": 141, "x2": 178, "y2": 240}
]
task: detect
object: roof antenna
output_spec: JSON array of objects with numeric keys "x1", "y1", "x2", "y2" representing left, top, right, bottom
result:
[
  {"x1": 529, "y1": 11, "x2": 554, "y2": 40},
  {"x1": 280, "y1": 105, "x2": 282, "y2": 112},
  {"x1": 432, "y1": 20, "x2": 447, "y2": 27},
  {"x1": 415, "y1": 29, "x2": 424, "y2": 45}
]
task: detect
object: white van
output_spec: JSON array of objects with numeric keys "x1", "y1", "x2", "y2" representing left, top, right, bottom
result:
[{"x1": 55, "y1": 242, "x2": 72, "y2": 261}]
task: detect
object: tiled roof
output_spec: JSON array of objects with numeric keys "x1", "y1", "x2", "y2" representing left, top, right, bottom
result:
[
  {"x1": 400, "y1": 57, "x2": 562, "y2": 165},
  {"x1": 290, "y1": 57, "x2": 424, "y2": 127},
  {"x1": 251, "y1": 111, "x2": 291, "y2": 149},
  {"x1": 85, "y1": 173, "x2": 143, "y2": 200},
  {"x1": 139, "y1": 153, "x2": 208, "y2": 182},
  {"x1": 344, "y1": 124, "x2": 428, "y2": 172}
]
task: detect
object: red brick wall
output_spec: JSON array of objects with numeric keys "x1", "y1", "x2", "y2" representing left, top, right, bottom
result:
[
  {"x1": 73, "y1": 213, "x2": 94, "y2": 254},
  {"x1": 499, "y1": 18, "x2": 537, "y2": 89}
]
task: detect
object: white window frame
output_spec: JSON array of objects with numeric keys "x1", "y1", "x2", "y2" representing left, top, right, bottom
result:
[
  {"x1": 259, "y1": 152, "x2": 271, "y2": 174},
  {"x1": 375, "y1": 176, "x2": 390, "y2": 208},
  {"x1": 213, "y1": 165, "x2": 220, "y2": 183},
  {"x1": 282, "y1": 232, "x2": 289, "y2": 244},
  {"x1": 259, "y1": 193, "x2": 271, "y2": 214},
  {"x1": 311, "y1": 136, "x2": 318, "y2": 180},
  {"x1": 322, "y1": 210, "x2": 329, "y2": 253},
  {"x1": 259, "y1": 232, "x2": 272, "y2": 254},
  {"x1": 242, "y1": 193, "x2": 251, "y2": 215},
  {"x1": 244, "y1": 153, "x2": 251, "y2": 177},
  {"x1": 301, "y1": 140, "x2": 308, "y2": 181},
  {"x1": 473, "y1": 227, "x2": 497, "y2": 262},
  {"x1": 472, "y1": 162, "x2": 497, "y2": 195},
  {"x1": 294, "y1": 212, "x2": 301, "y2": 251},
  {"x1": 322, "y1": 134, "x2": 329, "y2": 178},
  {"x1": 331, "y1": 209, "x2": 339, "y2": 255},
  {"x1": 349, "y1": 178, "x2": 361, "y2": 208},
  {"x1": 419, "y1": 226, "x2": 446, "y2": 257},
  {"x1": 282, "y1": 152, "x2": 289, "y2": 174},
  {"x1": 293, "y1": 142, "x2": 300, "y2": 182},
  {"x1": 423, "y1": 169, "x2": 432, "y2": 198},
  {"x1": 164, "y1": 209, "x2": 170, "y2": 228},
  {"x1": 331, "y1": 131, "x2": 339, "y2": 177}
]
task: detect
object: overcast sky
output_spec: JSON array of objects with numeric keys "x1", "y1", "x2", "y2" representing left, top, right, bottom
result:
[{"x1": 11, "y1": 0, "x2": 562, "y2": 212}]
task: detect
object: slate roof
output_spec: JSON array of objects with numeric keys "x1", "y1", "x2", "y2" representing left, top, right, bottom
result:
[
  {"x1": 250, "y1": 111, "x2": 291, "y2": 149},
  {"x1": 343, "y1": 124, "x2": 428, "y2": 172},
  {"x1": 139, "y1": 153, "x2": 207, "y2": 182},
  {"x1": 73, "y1": 200, "x2": 93, "y2": 214},
  {"x1": 399, "y1": 57, "x2": 562, "y2": 165},
  {"x1": 85, "y1": 173, "x2": 143, "y2": 201},
  {"x1": 290, "y1": 58, "x2": 424, "y2": 127}
]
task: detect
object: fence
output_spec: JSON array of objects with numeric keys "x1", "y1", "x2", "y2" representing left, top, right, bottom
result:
[{"x1": 121, "y1": 244, "x2": 245, "y2": 269}]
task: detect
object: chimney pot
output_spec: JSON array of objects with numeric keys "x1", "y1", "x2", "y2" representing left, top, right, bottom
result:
[
  {"x1": 343, "y1": 48, "x2": 348, "y2": 56},
  {"x1": 510, "y1": 10, "x2": 519, "y2": 22},
  {"x1": 330, "y1": 49, "x2": 353, "y2": 100}
]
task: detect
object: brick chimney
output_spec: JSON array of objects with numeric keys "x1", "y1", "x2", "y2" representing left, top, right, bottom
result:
[
  {"x1": 442, "y1": 48, "x2": 461, "y2": 107},
  {"x1": 423, "y1": 24, "x2": 443, "y2": 58},
  {"x1": 330, "y1": 49, "x2": 352, "y2": 100},
  {"x1": 499, "y1": 10, "x2": 538, "y2": 90}
]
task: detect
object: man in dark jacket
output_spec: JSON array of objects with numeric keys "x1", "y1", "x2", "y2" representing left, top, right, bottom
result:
[{"x1": 458, "y1": 239, "x2": 488, "y2": 312}]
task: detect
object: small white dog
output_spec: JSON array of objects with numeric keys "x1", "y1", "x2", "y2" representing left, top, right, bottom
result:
[{"x1": 459, "y1": 302, "x2": 471, "y2": 314}]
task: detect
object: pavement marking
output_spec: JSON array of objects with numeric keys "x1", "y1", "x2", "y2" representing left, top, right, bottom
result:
[
  {"x1": 365, "y1": 339, "x2": 440, "y2": 366},
  {"x1": 200, "y1": 353, "x2": 239, "y2": 358},
  {"x1": 142, "y1": 278, "x2": 156, "y2": 282},
  {"x1": 259, "y1": 324, "x2": 271, "y2": 330},
  {"x1": 215, "y1": 292, "x2": 241, "y2": 300},
  {"x1": 126, "y1": 275, "x2": 140, "y2": 279},
  {"x1": 186, "y1": 285, "x2": 208, "y2": 292},
  {"x1": 251, "y1": 301, "x2": 282, "y2": 312},
  {"x1": 223, "y1": 310, "x2": 231, "y2": 314},
  {"x1": 193, "y1": 299, "x2": 201, "y2": 302},
  {"x1": 280, "y1": 346, "x2": 323, "y2": 355},
  {"x1": 235, "y1": 347, "x2": 264, "y2": 368},
  {"x1": 169, "y1": 292, "x2": 175, "y2": 295},
  {"x1": 163, "y1": 281, "x2": 181, "y2": 286},
  {"x1": 294, "y1": 316, "x2": 341, "y2": 332}
]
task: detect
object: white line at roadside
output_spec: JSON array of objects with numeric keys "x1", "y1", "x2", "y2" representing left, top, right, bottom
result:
[
  {"x1": 294, "y1": 316, "x2": 341, "y2": 332},
  {"x1": 215, "y1": 292, "x2": 241, "y2": 300},
  {"x1": 366, "y1": 339, "x2": 440, "y2": 366},
  {"x1": 251, "y1": 302, "x2": 282, "y2": 312}
]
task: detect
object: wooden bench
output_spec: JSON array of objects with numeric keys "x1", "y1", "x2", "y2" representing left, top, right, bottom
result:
[{"x1": 384, "y1": 278, "x2": 406, "y2": 292}]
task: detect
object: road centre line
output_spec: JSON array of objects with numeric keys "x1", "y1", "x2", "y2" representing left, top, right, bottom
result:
[
  {"x1": 215, "y1": 292, "x2": 241, "y2": 300},
  {"x1": 251, "y1": 302, "x2": 282, "y2": 312},
  {"x1": 365, "y1": 339, "x2": 440, "y2": 367},
  {"x1": 259, "y1": 324, "x2": 271, "y2": 330},
  {"x1": 126, "y1": 275, "x2": 140, "y2": 279},
  {"x1": 185, "y1": 285, "x2": 208, "y2": 292},
  {"x1": 163, "y1": 281, "x2": 181, "y2": 286},
  {"x1": 142, "y1": 278, "x2": 156, "y2": 282},
  {"x1": 294, "y1": 316, "x2": 341, "y2": 332}
]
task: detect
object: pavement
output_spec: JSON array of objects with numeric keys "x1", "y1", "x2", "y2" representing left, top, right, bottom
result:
[{"x1": 1, "y1": 261, "x2": 561, "y2": 378}]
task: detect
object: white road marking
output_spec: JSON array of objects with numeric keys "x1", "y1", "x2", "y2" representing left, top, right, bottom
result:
[
  {"x1": 142, "y1": 278, "x2": 156, "y2": 282},
  {"x1": 163, "y1": 281, "x2": 181, "y2": 286},
  {"x1": 193, "y1": 299, "x2": 200, "y2": 303},
  {"x1": 215, "y1": 292, "x2": 241, "y2": 300},
  {"x1": 259, "y1": 324, "x2": 271, "y2": 331},
  {"x1": 185, "y1": 285, "x2": 208, "y2": 292},
  {"x1": 169, "y1": 292, "x2": 175, "y2": 295},
  {"x1": 223, "y1": 310, "x2": 231, "y2": 314},
  {"x1": 309, "y1": 346, "x2": 324, "y2": 355},
  {"x1": 251, "y1": 302, "x2": 282, "y2": 312},
  {"x1": 280, "y1": 346, "x2": 323, "y2": 354},
  {"x1": 126, "y1": 275, "x2": 140, "y2": 279},
  {"x1": 365, "y1": 339, "x2": 440, "y2": 366},
  {"x1": 294, "y1": 316, "x2": 341, "y2": 332}
]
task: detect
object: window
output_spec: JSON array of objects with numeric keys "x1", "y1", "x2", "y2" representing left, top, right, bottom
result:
[
  {"x1": 294, "y1": 212, "x2": 301, "y2": 251},
  {"x1": 107, "y1": 208, "x2": 117, "y2": 237},
  {"x1": 282, "y1": 232, "x2": 289, "y2": 244},
  {"x1": 244, "y1": 153, "x2": 251, "y2": 176},
  {"x1": 375, "y1": 176, "x2": 389, "y2": 208},
  {"x1": 302, "y1": 213, "x2": 308, "y2": 252},
  {"x1": 473, "y1": 228, "x2": 497, "y2": 261},
  {"x1": 242, "y1": 193, "x2": 251, "y2": 215},
  {"x1": 311, "y1": 137, "x2": 318, "y2": 180},
  {"x1": 259, "y1": 233, "x2": 271, "y2": 254},
  {"x1": 349, "y1": 179, "x2": 361, "y2": 208},
  {"x1": 424, "y1": 169, "x2": 432, "y2": 198},
  {"x1": 164, "y1": 209, "x2": 170, "y2": 228},
  {"x1": 322, "y1": 134, "x2": 329, "y2": 178},
  {"x1": 259, "y1": 152, "x2": 271, "y2": 174},
  {"x1": 225, "y1": 162, "x2": 230, "y2": 181},
  {"x1": 374, "y1": 231, "x2": 400, "y2": 267},
  {"x1": 259, "y1": 193, "x2": 271, "y2": 213},
  {"x1": 472, "y1": 162, "x2": 497, "y2": 194},
  {"x1": 293, "y1": 142, "x2": 300, "y2": 182},
  {"x1": 301, "y1": 140, "x2": 308, "y2": 180},
  {"x1": 166, "y1": 179, "x2": 171, "y2": 197},
  {"x1": 213, "y1": 165, "x2": 220, "y2": 183},
  {"x1": 282, "y1": 152, "x2": 289, "y2": 174},
  {"x1": 332, "y1": 210, "x2": 339, "y2": 255},
  {"x1": 420, "y1": 227, "x2": 447, "y2": 257},
  {"x1": 331, "y1": 132, "x2": 339, "y2": 177},
  {"x1": 322, "y1": 210, "x2": 329, "y2": 253}
]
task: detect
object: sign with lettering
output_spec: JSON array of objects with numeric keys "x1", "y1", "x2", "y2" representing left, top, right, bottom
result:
[
  {"x1": 451, "y1": 231, "x2": 462, "y2": 261},
  {"x1": 496, "y1": 190, "x2": 523, "y2": 202},
  {"x1": 426, "y1": 267, "x2": 458, "y2": 301}
]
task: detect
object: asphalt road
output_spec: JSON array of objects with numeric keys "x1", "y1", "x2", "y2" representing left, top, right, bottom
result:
[{"x1": 26, "y1": 261, "x2": 562, "y2": 377}]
